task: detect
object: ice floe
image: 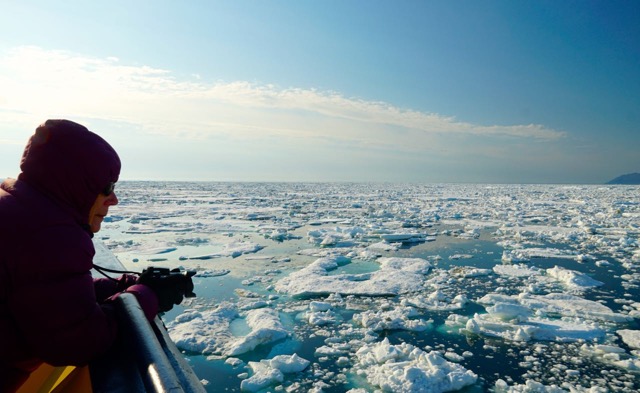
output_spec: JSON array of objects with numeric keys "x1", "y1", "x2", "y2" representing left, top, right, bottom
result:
[
  {"x1": 240, "y1": 353, "x2": 310, "y2": 392},
  {"x1": 168, "y1": 303, "x2": 239, "y2": 354},
  {"x1": 353, "y1": 306, "x2": 432, "y2": 331},
  {"x1": 167, "y1": 305, "x2": 288, "y2": 357},
  {"x1": 352, "y1": 338, "x2": 477, "y2": 392},
  {"x1": 464, "y1": 292, "x2": 633, "y2": 343},
  {"x1": 617, "y1": 329, "x2": 640, "y2": 349},
  {"x1": 275, "y1": 256, "x2": 432, "y2": 297},
  {"x1": 545, "y1": 266, "x2": 604, "y2": 290}
]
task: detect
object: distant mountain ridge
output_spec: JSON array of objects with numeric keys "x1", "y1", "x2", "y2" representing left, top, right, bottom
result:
[{"x1": 606, "y1": 173, "x2": 640, "y2": 184}]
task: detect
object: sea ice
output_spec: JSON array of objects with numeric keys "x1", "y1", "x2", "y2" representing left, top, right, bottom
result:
[
  {"x1": 367, "y1": 241, "x2": 400, "y2": 251},
  {"x1": 465, "y1": 292, "x2": 632, "y2": 342},
  {"x1": 226, "y1": 308, "x2": 289, "y2": 356},
  {"x1": 275, "y1": 256, "x2": 431, "y2": 297},
  {"x1": 301, "y1": 301, "x2": 342, "y2": 326},
  {"x1": 479, "y1": 293, "x2": 632, "y2": 323},
  {"x1": 579, "y1": 343, "x2": 640, "y2": 372},
  {"x1": 449, "y1": 266, "x2": 491, "y2": 278},
  {"x1": 494, "y1": 379, "x2": 570, "y2": 392},
  {"x1": 501, "y1": 247, "x2": 577, "y2": 263},
  {"x1": 222, "y1": 240, "x2": 265, "y2": 258},
  {"x1": 167, "y1": 306, "x2": 288, "y2": 357},
  {"x1": 195, "y1": 269, "x2": 231, "y2": 277},
  {"x1": 546, "y1": 266, "x2": 604, "y2": 290},
  {"x1": 493, "y1": 264, "x2": 542, "y2": 278},
  {"x1": 617, "y1": 329, "x2": 640, "y2": 349},
  {"x1": 380, "y1": 232, "x2": 429, "y2": 243},
  {"x1": 182, "y1": 240, "x2": 264, "y2": 260},
  {"x1": 474, "y1": 315, "x2": 604, "y2": 342},
  {"x1": 100, "y1": 182, "x2": 640, "y2": 392},
  {"x1": 167, "y1": 304, "x2": 239, "y2": 354},
  {"x1": 353, "y1": 338, "x2": 477, "y2": 392},
  {"x1": 239, "y1": 353, "x2": 310, "y2": 392},
  {"x1": 352, "y1": 306, "x2": 432, "y2": 331},
  {"x1": 403, "y1": 290, "x2": 469, "y2": 311},
  {"x1": 307, "y1": 226, "x2": 364, "y2": 247}
]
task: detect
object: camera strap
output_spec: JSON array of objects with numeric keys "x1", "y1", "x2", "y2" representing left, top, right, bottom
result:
[{"x1": 92, "y1": 263, "x2": 141, "y2": 282}]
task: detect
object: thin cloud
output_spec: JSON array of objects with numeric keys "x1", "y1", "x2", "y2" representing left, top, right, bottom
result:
[{"x1": 0, "y1": 46, "x2": 565, "y2": 147}]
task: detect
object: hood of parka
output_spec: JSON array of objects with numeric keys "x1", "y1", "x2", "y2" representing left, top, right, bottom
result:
[{"x1": 17, "y1": 119, "x2": 121, "y2": 228}]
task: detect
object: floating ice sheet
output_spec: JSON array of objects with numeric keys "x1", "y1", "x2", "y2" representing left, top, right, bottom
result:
[
  {"x1": 352, "y1": 338, "x2": 477, "y2": 392},
  {"x1": 168, "y1": 306, "x2": 288, "y2": 357},
  {"x1": 465, "y1": 292, "x2": 633, "y2": 342},
  {"x1": 275, "y1": 256, "x2": 432, "y2": 297},
  {"x1": 240, "y1": 353, "x2": 310, "y2": 392}
]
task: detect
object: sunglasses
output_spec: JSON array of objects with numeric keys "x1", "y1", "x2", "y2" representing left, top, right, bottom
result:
[{"x1": 102, "y1": 182, "x2": 116, "y2": 196}]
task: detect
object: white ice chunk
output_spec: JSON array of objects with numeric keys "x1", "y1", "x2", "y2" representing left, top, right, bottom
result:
[
  {"x1": 224, "y1": 240, "x2": 265, "y2": 258},
  {"x1": 315, "y1": 345, "x2": 347, "y2": 357},
  {"x1": 617, "y1": 329, "x2": 640, "y2": 349},
  {"x1": 196, "y1": 269, "x2": 231, "y2": 277},
  {"x1": 307, "y1": 226, "x2": 363, "y2": 247},
  {"x1": 466, "y1": 292, "x2": 632, "y2": 343},
  {"x1": 501, "y1": 247, "x2": 577, "y2": 263},
  {"x1": 494, "y1": 379, "x2": 568, "y2": 392},
  {"x1": 275, "y1": 256, "x2": 431, "y2": 297},
  {"x1": 478, "y1": 293, "x2": 632, "y2": 323},
  {"x1": 501, "y1": 250, "x2": 531, "y2": 263},
  {"x1": 353, "y1": 338, "x2": 477, "y2": 392},
  {"x1": 184, "y1": 240, "x2": 265, "y2": 260},
  {"x1": 403, "y1": 290, "x2": 469, "y2": 311},
  {"x1": 268, "y1": 353, "x2": 310, "y2": 373},
  {"x1": 240, "y1": 354, "x2": 310, "y2": 391},
  {"x1": 367, "y1": 241, "x2": 400, "y2": 252},
  {"x1": 546, "y1": 266, "x2": 604, "y2": 290},
  {"x1": 466, "y1": 313, "x2": 603, "y2": 342},
  {"x1": 579, "y1": 343, "x2": 640, "y2": 372},
  {"x1": 449, "y1": 266, "x2": 491, "y2": 278},
  {"x1": 301, "y1": 300, "x2": 341, "y2": 326},
  {"x1": 493, "y1": 264, "x2": 542, "y2": 277},
  {"x1": 353, "y1": 306, "x2": 431, "y2": 332},
  {"x1": 309, "y1": 301, "x2": 332, "y2": 312},
  {"x1": 167, "y1": 304, "x2": 239, "y2": 355},
  {"x1": 226, "y1": 308, "x2": 288, "y2": 356},
  {"x1": 485, "y1": 303, "x2": 532, "y2": 322},
  {"x1": 240, "y1": 361, "x2": 283, "y2": 392},
  {"x1": 380, "y1": 233, "x2": 430, "y2": 243}
]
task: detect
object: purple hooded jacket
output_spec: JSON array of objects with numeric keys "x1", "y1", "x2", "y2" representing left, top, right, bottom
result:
[{"x1": 0, "y1": 120, "x2": 158, "y2": 391}]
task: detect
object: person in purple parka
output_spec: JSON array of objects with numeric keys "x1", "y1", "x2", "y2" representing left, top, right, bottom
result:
[{"x1": 0, "y1": 120, "x2": 192, "y2": 392}]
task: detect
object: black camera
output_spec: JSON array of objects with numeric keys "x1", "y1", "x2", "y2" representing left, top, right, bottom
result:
[{"x1": 141, "y1": 267, "x2": 197, "y2": 298}]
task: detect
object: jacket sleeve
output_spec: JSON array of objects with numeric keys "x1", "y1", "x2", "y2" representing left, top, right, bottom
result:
[
  {"x1": 93, "y1": 274, "x2": 138, "y2": 302},
  {"x1": 109, "y1": 284, "x2": 159, "y2": 321},
  {"x1": 9, "y1": 227, "x2": 133, "y2": 366},
  {"x1": 94, "y1": 275, "x2": 160, "y2": 320}
]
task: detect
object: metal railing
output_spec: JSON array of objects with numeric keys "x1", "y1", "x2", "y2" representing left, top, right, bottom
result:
[{"x1": 90, "y1": 293, "x2": 206, "y2": 393}]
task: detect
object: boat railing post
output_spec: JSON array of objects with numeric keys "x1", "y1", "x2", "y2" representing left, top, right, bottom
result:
[{"x1": 115, "y1": 293, "x2": 185, "y2": 393}]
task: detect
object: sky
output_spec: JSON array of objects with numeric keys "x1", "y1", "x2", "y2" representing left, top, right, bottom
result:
[{"x1": 0, "y1": 0, "x2": 638, "y2": 184}]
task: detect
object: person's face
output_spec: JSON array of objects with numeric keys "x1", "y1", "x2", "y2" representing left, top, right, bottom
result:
[{"x1": 88, "y1": 187, "x2": 118, "y2": 233}]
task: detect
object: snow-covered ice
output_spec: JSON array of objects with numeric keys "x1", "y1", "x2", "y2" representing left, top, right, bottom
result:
[
  {"x1": 275, "y1": 256, "x2": 431, "y2": 297},
  {"x1": 239, "y1": 353, "x2": 310, "y2": 392},
  {"x1": 166, "y1": 305, "x2": 288, "y2": 357},
  {"x1": 617, "y1": 329, "x2": 640, "y2": 349},
  {"x1": 98, "y1": 182, "x2": 640, "y2": 392},
  {"x1": 353, "y1": 338, "x2": 477, "y2": 392}
]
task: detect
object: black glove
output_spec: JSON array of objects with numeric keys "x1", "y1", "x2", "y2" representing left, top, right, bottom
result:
[{"x1": 137, "y1": 267, "x2": 196, "y2": 312}]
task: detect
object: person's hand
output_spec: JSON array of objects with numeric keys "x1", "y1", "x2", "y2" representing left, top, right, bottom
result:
[{"x1": 137, "y1": 267, "x2": 196, "y2": 312}]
